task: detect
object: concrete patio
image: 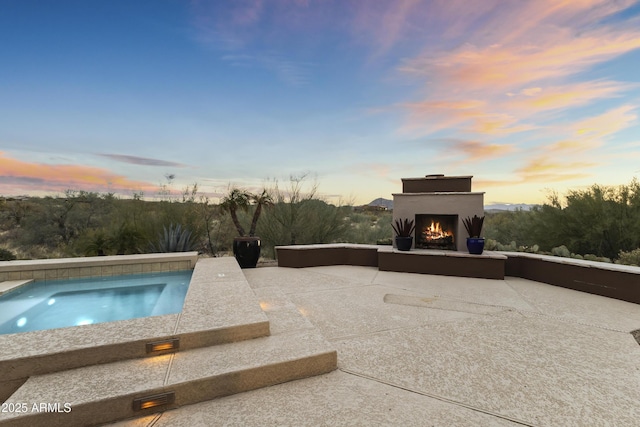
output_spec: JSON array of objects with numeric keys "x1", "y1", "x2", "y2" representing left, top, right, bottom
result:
[{"x1": 109, "y1": 264, "x2": 640, "y2": 427}]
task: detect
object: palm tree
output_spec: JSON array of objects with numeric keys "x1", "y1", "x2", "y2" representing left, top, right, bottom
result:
[
  {"x1": 220, "y1": 187, "x2": 272, "y2": 268},
  {"x1": 220, "y1": 188, "x2": 252, "y2": 236},
  {"x1": 249, "y1": 189, "x2": 274, "y2": 236}
]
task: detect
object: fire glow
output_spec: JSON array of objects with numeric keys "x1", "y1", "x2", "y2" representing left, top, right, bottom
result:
[
  {"x1": 422, "y1": 220, "x2": 454, "y2": 242},
  {"x1": 414, "y1": 213, "x2": 457, "y2": 250}
]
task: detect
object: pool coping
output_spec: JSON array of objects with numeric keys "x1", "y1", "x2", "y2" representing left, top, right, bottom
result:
[{"x1": 0, "y1": 253, "x2": 270, "y2": 400}]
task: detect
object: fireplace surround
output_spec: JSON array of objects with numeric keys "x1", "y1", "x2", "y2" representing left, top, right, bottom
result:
[{"x1": 392, "y1": 175, "x2": 484, "y2": 251}]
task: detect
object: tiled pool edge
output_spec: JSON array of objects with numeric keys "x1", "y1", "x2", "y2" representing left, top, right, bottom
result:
[
  {"x1": 0, "y1": 252, "x2": 199, "y2": 282},
  {"x1": 0, "y1": 254, "x2": 270, "y2": 403}
]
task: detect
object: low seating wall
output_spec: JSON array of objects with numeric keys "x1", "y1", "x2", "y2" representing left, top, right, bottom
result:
[
  {"x1": 275, "y1": 245, "x2": 640, "y2": 305},
  {"x1": 275, "y1": 244, "x2": 379, "y2": 268},
  {"x1": 504, "y1": 252, "x2": 640, "y2": 305},
  {"x1": 276, "y1": 244, "x2": 505, "y2": 279}
]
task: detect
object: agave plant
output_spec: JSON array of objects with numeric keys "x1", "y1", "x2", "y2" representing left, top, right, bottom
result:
[
  {"x1": 462, "y1": 215, "x2": 485, "y2": 238},
  {"x1": 150, "y1": 223, "x2": 196, "y2": 253},
  {"x1": 392, "y1": 218, "x2": 415, "y2": 237}
]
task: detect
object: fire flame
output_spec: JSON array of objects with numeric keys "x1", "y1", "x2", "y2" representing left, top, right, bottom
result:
[{"x1": 422, "y1": 220, "x2": 453, "y2": 241}]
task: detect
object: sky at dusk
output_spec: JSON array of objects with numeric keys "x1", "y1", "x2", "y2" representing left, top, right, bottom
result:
[{"x1": 1, "y1": 0, "x2": 640, "y2": 206}]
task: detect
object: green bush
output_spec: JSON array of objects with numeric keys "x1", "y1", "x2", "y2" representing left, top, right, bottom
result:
[
  {"x1": 485, "y1": 239, "x2": 517, "y2": 251},
  {"x1": 376, "y1": 238, "x2": 393, "y2": 245},
  {"x1": 0, "y1": 247, "x2": 16, "y2": 261}
]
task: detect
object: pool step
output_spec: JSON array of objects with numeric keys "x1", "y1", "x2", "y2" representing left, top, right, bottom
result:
[
  {"x1": 0, "y1": 258, "x2": 270, "y2": 391},
  {"x1": 0, "y1": 280, "x2": 34, "y2": 297},
  {"x1": 0, "y1": 329, "x2": 336, "y2": 427}
]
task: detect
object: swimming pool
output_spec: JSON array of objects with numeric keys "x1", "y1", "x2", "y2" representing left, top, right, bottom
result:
[{"x1": 0, "y1": 270, "x2": 192, "y2": 335}]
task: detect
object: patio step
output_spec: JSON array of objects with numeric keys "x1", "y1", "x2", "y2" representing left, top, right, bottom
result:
[{"x1": 0, "y1": 329, "x2": 336, "y2": 427}]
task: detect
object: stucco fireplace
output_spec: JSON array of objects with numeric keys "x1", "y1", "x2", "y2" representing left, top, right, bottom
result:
[{"x1": 392, "y1": 175, "x2": 484, "y2": 251}]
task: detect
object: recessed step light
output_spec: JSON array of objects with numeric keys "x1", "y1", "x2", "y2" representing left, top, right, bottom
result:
[
  {"x1": 132, "y1": 391, "x2": 175, "y2": 411},
  {"x1": 145, "y1": 338, "x2": 180, "y2": 354}
]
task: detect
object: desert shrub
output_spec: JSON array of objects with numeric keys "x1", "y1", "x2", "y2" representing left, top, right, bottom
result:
[
  {"x1": 551, "y1": 245, "x2": 571, "y2": 257},
  {"x1": 582, "y1": 254, "x2": 611, "y2": 263},
  {"x1": 533, "y1": 180, "x2": 640, "y2": 259},
  {"x1": 485, "y1": 179, "x2": 640, "y2": 260},
  {"x1": 342, "y1": 212, "x2": 393, "y2": 244},
  {"x1": 257, "y1": 175, "x2": 350, "y2": 258},
  {"x1": 615, "y1": 248, "x2": 640, "y2": 266},
  {"x1": 484, "y1": 209, "x2": 538, "y2": 247},
  {"x1": 81, "y1": 229, "x2": 111, "y2": 256},
  {"x1": 109, "y1": 222, "x2": 145, "y2": 255}
]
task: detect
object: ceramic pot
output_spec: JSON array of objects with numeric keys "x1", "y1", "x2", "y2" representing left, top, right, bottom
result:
[
  {"x1": 395, "y1": 236, "x2": 413, "y2": 251},
  {"x1": 233, "y1": 236, "x2": 261, "y2": 268},
  {"x1": 466, "y1": 237, "x2": 485, "y2": 255}
]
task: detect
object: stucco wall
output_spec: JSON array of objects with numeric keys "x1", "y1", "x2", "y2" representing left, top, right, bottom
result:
[{"x1": 392, "y1": 192, "x2": 484, "y2": 251}]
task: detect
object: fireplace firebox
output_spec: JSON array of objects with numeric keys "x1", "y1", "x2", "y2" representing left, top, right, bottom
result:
[{"x1": 415, "y1": 214, "x2": 457, "y2": 250}]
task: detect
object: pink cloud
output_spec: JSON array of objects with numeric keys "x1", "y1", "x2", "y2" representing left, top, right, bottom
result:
[
  {"x1": 401, "y1": 99, "x2": 536, "y2": 136},
  {"x1": 450, "y1": 140, "x2": 515, "y2": 162},
  {"x1": 508, "y1": 81, "x2": 633, "y2": 112},
  {"x1": 392, "y1": 0, "x2": 640, "y2": 184},
  {"x1": 0, "y1": 153, "x2": 158, "y2": 196},
  {"x1": 401, "y1": 29, "x2": 640, "y2": 92},
  {"x1": 571, "y1": 105, "x2": 638, "y2": 139}
]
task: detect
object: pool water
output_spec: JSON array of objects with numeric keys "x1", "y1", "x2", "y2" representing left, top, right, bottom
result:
[{"x1": 0, "y1": 270, "x2": 192, "y2": 335}]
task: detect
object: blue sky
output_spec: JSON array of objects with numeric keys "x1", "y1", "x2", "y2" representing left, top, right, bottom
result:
[{"x1": 1, "y1": 0, "x2": 640, "y2": 205}]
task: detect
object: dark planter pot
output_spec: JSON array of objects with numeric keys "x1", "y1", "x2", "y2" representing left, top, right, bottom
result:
[
  {"x1": 233, "y1": 236, "x2": 261, "y2": 268},
  {"x1": 395, "y1": 236, "x2": 413, "y2": 251},
  {"x1": 466, "y1": 237, "x2": 485, "y2": 255}
]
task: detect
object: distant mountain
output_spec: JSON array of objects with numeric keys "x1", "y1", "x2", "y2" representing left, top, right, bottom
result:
[
  {"x1": 367, "y1": 198, "x2": 393, "y2": 210},
  {"x1": 361, "y1": 198, "x2": 536, "y2": 212},
  {"x1": 484, "y1": 203, "x2": 536, "y2": 212}
]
